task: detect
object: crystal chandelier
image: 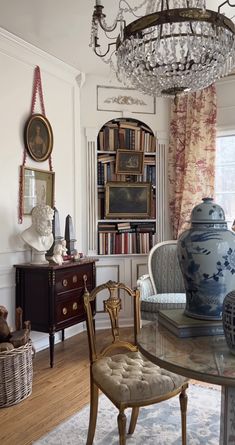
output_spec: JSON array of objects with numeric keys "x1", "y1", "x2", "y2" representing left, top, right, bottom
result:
[{"x1": 90, "y1": 0, "x2": 235, "y2": 97}]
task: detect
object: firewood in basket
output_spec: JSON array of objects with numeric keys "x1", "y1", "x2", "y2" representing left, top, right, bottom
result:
[
  {"x1": 0, "y1": 306, "x2": 11, "y2": 342},
  {"x1": 15, "y1": 307, "x2": 23, "y2": 330},
  {"x1": 9, "y1": 329, "x2": 30, "y2": 348},
  {"x1": 0, "y1": 342, "x2": 14, "y2": 352}
]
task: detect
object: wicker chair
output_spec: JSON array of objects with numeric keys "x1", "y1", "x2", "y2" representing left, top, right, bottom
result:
[
  {"x1": 137, "y1": 240, "x2": 186, "y2": 321},
  {"x1": 83, "y1": 279, "x2": 188, "y2": 445}
]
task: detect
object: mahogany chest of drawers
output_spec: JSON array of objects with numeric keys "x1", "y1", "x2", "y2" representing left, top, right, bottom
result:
[{"x1": 15, "y1": 259, "x2": 96, "y2": 367}]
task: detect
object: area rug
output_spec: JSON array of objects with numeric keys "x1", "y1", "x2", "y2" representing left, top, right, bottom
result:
[{"x1": 33, "y1": 384, "x2": 221, "y2": 445}]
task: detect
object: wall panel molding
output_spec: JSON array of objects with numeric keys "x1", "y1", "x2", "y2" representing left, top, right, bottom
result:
[
  {"x1": 0, "y1": 266, "x2": 14, "y2": 290},
  {"x1": 85, "y1": 127, "x2": 99, "y2": 255},
  {"x1": 156, "y1": 133, "x2": 169, "y2": 241}
]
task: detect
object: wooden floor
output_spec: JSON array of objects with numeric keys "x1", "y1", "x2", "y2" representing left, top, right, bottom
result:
[
  {"x1": 0, "y1": 329, "x2": 219, "y2": 445},
  {"x1": 0, "y1": 330, "x2": 96, "y2": 445}
]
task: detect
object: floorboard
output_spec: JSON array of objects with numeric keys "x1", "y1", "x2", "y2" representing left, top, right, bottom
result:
[
  {"x1": 0, "y1": 328, "x2": 219, "y2": 445},
  {"x1": 0, "y1": 331, "x2": 95, "y2": 445}
]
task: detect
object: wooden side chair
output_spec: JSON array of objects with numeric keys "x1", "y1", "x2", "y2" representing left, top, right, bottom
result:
[{"x1": 83, "y1": 279, "x2": 188, "y2": 445}]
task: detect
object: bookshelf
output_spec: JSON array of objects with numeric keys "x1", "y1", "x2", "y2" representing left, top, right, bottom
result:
[{"x1": 97, "y1": 118, "x2": 157, "y2": 256}]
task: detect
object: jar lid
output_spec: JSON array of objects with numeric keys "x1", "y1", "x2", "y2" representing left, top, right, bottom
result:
[{"x1": 191, "y1": 197, "x2": 226, "y2": 223}]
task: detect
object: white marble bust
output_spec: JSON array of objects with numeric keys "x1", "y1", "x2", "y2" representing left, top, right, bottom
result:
[
  {"x1": 52, "y1": 242, "x2": 64, "y2": 266},
  {"x1": 21, "y1": 204, "x2": 54, "y2": 264}
]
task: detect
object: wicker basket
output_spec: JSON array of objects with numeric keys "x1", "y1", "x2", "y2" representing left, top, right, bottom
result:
[{"x1": 0, "y1": 342, "x2": 33, "y2": 407}]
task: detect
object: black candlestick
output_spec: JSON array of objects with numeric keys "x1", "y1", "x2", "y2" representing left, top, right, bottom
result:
[{"x1": 47, "y1": 207, "x2": 63, "y2": 256}]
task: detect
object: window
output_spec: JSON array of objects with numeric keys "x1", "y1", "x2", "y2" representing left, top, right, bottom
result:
[{"x1": 215, "y1": 132, "x2": 235, "y2": 228}]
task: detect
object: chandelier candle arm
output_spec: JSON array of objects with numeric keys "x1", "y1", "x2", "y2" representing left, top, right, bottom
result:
[
  {"x1": 218, "y1": 1, "x2": 235, "y2": 14},
  {"x1": 90, "y1": 0, "x2": 235, "y2": 97}
]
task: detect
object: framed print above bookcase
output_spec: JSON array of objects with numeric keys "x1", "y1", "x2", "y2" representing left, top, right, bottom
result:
[{"x1": 97, "y1": 85, "x2": 156, "y2": 114}]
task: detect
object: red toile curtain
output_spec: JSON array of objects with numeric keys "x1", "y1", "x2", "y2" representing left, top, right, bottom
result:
[{"x1": 168, "y1": 84, "x2": 217, "y2": 239}]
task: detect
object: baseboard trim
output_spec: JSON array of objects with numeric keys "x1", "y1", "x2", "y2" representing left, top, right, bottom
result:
[
  {"x1": 31, "y1": 323, "x2": 86, "y2": 352},
  {"x1": 31, "y1": 317, "x2": 133, "y2": 353}
]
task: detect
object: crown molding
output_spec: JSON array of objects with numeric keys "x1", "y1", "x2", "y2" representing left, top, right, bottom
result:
[{"x1": 0, "y1": 26, "x2": 82, "y2": 83}]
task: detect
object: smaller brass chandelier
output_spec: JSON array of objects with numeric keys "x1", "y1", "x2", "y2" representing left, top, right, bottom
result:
[{"x1": 90, "y1": 0, "x2": 235, "y2": 97}]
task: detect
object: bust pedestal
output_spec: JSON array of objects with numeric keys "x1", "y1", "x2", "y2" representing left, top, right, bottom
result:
[{"x1": 31, "y1": 249, "x2": 49, "y2": 265}]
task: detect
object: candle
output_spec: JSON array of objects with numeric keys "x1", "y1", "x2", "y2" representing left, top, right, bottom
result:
[{"x1": 96, "y1": 0, "x2": 102, "y2": 5}]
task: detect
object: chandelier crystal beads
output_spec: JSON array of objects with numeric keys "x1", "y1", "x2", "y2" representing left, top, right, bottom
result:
[{"x1": 90, "y1": 0, "x2": 235, "y2": 97}]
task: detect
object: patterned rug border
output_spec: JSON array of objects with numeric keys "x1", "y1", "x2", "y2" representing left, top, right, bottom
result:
[
  {"x1": 189, "y1": 379, "x2": 220, "y2": 390},
  {"x1": 33, "y1": 383, "x2": 221, "y2": 445}
]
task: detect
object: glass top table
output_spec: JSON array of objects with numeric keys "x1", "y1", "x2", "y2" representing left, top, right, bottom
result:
[{"x1": 137, "y1": 320, "x2": 235, "y2": 445}]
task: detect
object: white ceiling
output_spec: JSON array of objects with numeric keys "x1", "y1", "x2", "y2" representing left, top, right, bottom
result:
[
  {"x1": 0, "y1": 1, "x2": 234, "y2": 75},
  {"x1": 0, "y1": 0, "x2": 106, "y2": 74}
]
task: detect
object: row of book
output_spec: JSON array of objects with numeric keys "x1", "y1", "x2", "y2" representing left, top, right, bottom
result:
[
  {"x1": 98, "y1": 232, "x2": 154, "y2": 255},
  {"x1": 97, "y1": 222, "x2": 156, "y2": 255},
  {"x1": 98, "y1": 121, "x2": 156, "y2": 153},
  {"x1": 97, "y1": 161, "x2": 156, "y2": 185}
]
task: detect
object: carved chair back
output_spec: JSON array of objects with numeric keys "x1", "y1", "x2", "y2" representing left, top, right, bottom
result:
[{"x1": 83, "y1": 279, "x2": 141, "y2": 365}]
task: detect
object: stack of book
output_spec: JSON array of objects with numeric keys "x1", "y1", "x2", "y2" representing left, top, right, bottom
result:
[
  {"x1": 158, "y1": 309, "x2": 224, "y2": 338},
  {"x1": 117, "y1": 222, "x2": 133, "y2": 232},
  {"x1": 143, "y1": 156, "x2": 156, "y2": 182},
  {"x1": 97, "y1": 154, "x2": 116, "y2": 185},
  {"x1": 98, "y1": 121, "x2": 119, "y2": 151}
]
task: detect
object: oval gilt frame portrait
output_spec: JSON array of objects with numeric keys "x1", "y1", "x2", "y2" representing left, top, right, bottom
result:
[{"x1": 24, "y1": 114, "x2": 53, "y2": 162}]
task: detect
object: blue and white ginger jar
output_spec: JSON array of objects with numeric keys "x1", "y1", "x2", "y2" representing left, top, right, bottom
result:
[
  {"x1": 177, "y1": 197, "x2": 235, "y2": 320},
  {"x1": 223, "y1": 291, "x2": 235, "y2": 354}
]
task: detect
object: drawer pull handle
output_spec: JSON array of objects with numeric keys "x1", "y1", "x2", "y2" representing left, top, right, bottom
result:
[
  {"x1": 73, "y1": 302, "x2": 78, "y2": 311},
  {"x1": 62, "y1": 307, "x2": 68, "y2": 315},
  {"x1": 62, "y1": 279, "x2": 68, "y2": 287},
  {"x1": 73, "y1": 275, "x2": 78, "y2": 283}
]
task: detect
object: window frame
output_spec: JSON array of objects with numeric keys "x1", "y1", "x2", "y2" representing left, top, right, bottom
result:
[{"x1": 215, "y1": 128, "x2": 235, "y2": 228}]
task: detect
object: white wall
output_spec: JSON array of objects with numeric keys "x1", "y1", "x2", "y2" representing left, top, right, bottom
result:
[
  {"x1": 2, "y1": 25, "x2": 233, "y2": 352},
  {"x1": 0, "y1": 28, "x2": 83, "y2": 350}
]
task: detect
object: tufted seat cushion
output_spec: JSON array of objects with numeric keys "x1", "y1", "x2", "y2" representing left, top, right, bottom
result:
[{"x1": 92, "y1": 351, "x2": 187, "y2": 403}]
